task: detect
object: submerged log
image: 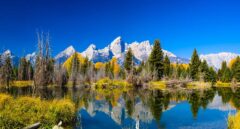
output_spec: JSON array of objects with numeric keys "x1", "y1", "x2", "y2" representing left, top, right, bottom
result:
[{"x1": 23, "y1": 122, "x2": 41, "y2": 129}]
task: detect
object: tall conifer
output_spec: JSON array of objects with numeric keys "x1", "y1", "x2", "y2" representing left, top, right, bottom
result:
[
  {"x1": 231, "y1": 56, "x2": 240, "y2": 81},
  {"x1": 124, "y1": 48, "x2": 134, "y2": 73},
  {"x1": 148, "y1": 40, "x2": 164, "y2": 80},
  {"x1": 163, "y1": 56, "x2": 170, "y2": 77},
  {"x1": 199, "y1": 60, "x2": 209, "y2": 82},
  {"x1": 189, "y1": 49, "x2": 201, "y2": 80},
  {"x1": 219, "y1": 61, "x2": 231, "y2": 82}
]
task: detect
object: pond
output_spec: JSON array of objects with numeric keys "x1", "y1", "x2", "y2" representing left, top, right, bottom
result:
[{"x1": 0, "y1": 86, "x2": 239, "y2": 129}]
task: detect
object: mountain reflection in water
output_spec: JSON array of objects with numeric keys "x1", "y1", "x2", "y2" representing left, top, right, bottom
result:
[{"x1": 0, "y1": 86, "x2": 239, "y2": 129}]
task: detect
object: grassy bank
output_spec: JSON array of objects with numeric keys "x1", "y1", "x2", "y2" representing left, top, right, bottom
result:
[
  {"x1": 215, "y1": 81, "x2": 232, "y2": 87},
  {"x1": 148, "y1": 81, "x2": 166, "y2": 90},
  {"x1": 228, "y1": 112, "x2": 240, "y2": 129},
  {"x1": 0, "y1": 94, "x2": 75, "y2": 129},
  {"x1": 0, "y1": 81, "x2": 34, "y2": 88},
  {"x1": 186, "y1": 81, "x2": 212, "y2": 89},
  {"x1": 12, "y1": 81, "x2": 34, "y2": 87},
  {"x1": 148, "y1": 81, "x2": 213, "y2": 90},
  {"x1": 94, "y1": 78, "x2": 132, "y2": 89}
]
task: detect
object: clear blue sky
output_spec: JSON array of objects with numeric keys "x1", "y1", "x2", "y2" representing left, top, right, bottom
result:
[{"x1": 0, "y1": 0, "x2": 240, "y2": 58}]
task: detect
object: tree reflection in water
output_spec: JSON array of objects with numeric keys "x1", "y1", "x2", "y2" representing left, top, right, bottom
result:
[{"x1": 1, "y1": 86, "x2": 239, "y2": 128}]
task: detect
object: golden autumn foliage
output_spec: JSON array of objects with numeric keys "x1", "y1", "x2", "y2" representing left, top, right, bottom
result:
[
  {"x1": 63, "y1": 52, "x2": 85, "y2": 74},
  {"x1": 95, "y1": 62, "x2": 105, "y2": 70},
  {"x1": 171, "y1": 63, "x2": 189, "y2": 69},
  {"x1": 0, "y1": 94, "x2": 12, "y2": 109},
  {"x1": 228, "y1": 111, "x2": 240, "y2": 129},
  {"x1": 229, "y1": 58, "x2": 238, "y2": 68},
  {"x1": 110, "y1": 57, "x2": 120, "y2": 76}
]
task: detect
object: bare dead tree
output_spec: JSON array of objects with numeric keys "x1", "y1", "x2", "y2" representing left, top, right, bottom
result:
[{"x1": 34, "y1": 32, "x2": 54, "y2": 87}]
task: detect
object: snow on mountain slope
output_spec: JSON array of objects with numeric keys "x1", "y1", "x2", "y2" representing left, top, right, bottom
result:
[
  {"x1": 80, "y1": 36, "x2": 189, "y2": 64},
  {"x1": 200, "y1": 52, "x2": 239, "y2": 69},
  {"x1": 55, "y1": 45, "x2": 75, "y2": 63},
  {"x1": 127, "y1": 41, "x2": 152, "y2": 61},
  {"x1": 81, "y1": 36, "x2": 126, "y2": 62},
  {"x1": 109, "y1": 36, "x2": 125, "y2": 58},
  {"x1": 26, "y1": 52, "x2": 36, "y2": 64},
  {"x1": 126, "y1": 40, "x2": 188, "y2": 64},
  {"x1": 1, "y1": 50, "x2": 20, "y2": 66},
  {"x1": 81, "y1": 44, "x2": 97, "y2": 60},
  {"x1": 81, "y1": 44, "x2": 113, "y2": 62}
]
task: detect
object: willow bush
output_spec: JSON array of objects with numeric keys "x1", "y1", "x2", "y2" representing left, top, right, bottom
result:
[
  {"x1": 0, "y1": 94, "x2": 75, "y2": 129},
  {"x1": 228, "y1": 112, "x2": 240, "y2": 129}
]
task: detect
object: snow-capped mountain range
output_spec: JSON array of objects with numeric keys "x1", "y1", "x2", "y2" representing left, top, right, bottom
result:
[
  {"x1": 51, "y1": 36, "x2": 190, "y2": 64},
  {"x1": 200, "y1": 52, "x2": 239, "y2": 69},
  {"x1": 0, "y1": 36, "x2": 239, "y2": 69},
  {"x1": 79, "y1": 36, "x2": 189, "y2": 64}
]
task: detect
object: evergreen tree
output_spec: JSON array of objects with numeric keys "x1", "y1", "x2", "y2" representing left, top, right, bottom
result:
[
  {"x1": 206, "y1": 67, "x2": 217, "y2": 85},
  {"x1": 217, "y1": 69, "x2": 222, "y2": 81},
  {"x1": 71, "y1": 52, "x2": 80, "y2": 85},
  {"x1": 124, "y1": 48, "x2": 134, "y2": 73},
  {"x1": 1, "y1": 56, "x2": 14, "y2": 87},
  {"x1": 199, "y1": 60, "x2": 209, "y2": 82},
  {"x1": 18, "y1": 57, "x2": 28, "y2": 80},
  {"x1": 0, "y1": 54, "x2": 2, "y2": 83},
  {"x1": 176, "y1": 63, "x2": 181, "y2": 78},
  {"x1": 27, "y1": 61, "x2": 34, "y2": 80},
  {"x1": 148, "y1": 40, "x2": 164, "y2": 80},
  {"x1": 46, "y1": 58, "x2": 55, "y2": 84},
  {"x1": 119, "y1": 68, "x2": 126, "y2": 79},
  {"x1": 219, "y1": 61, "x2": 232, "y2": 82},
  {"x1": 163, "y1": 56, "x2": 170, "y2": 77},
  {"x1": 176, "y1": 64, "x2": 188, "y2": 79},
  {"x1": 231, "y1": 56, "x2": 240, "y2": 81},
  {"x1": 219, "y1": 61, "x2": 227, "y2": 81},
  {"x1": 169, "y1": 64, "x2": 174, "y2": 78},
  {"x1": 189, "y1": 49, "x2": 201, "y2": 81},
  {"x1": 13, "y1": 67, "x2": 18, "y2": 80},
  {"x1": 0, "y1": 54, "x2": 2, "y2": 68},
  {"x1": 136, "y1": 61, "x2": 144, "y2": 75}
]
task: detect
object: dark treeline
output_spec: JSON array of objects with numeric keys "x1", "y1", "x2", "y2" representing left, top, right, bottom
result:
[{"x1": 1, "y1": 35, "x2": 240, "y2": 88}]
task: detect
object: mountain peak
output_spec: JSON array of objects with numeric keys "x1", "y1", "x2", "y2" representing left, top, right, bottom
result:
[
  {"x1": 110, "y1": 36, "x2": 125, "y2": 58},
  {"x1": 54, "y1": 45, "x2": 76, "y2": 63},
  {"x1": 81, "y1": 44, "x2": 98, "y2": 60},
  {"x1": 64, "y1": 45, "x2": 75, "y2": 54},
  {"x1": 111, "y1": 36, "x2": 121, "y2": 44},
  {"x1": 86, "y1": 44, "x2": 96, "y2": 50},
  {"x1": 2, "y1": 49, "x2": 11, "y2": 56}
]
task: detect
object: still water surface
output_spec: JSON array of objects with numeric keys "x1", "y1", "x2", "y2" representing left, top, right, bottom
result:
[{"x1": 1, "y1": 86, "x2": 239, "y2": 129}]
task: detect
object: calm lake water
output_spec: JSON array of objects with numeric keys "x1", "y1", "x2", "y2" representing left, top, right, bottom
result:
[{"x1": 0, "y1": 86, "x2": 239, "y2": 129}]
